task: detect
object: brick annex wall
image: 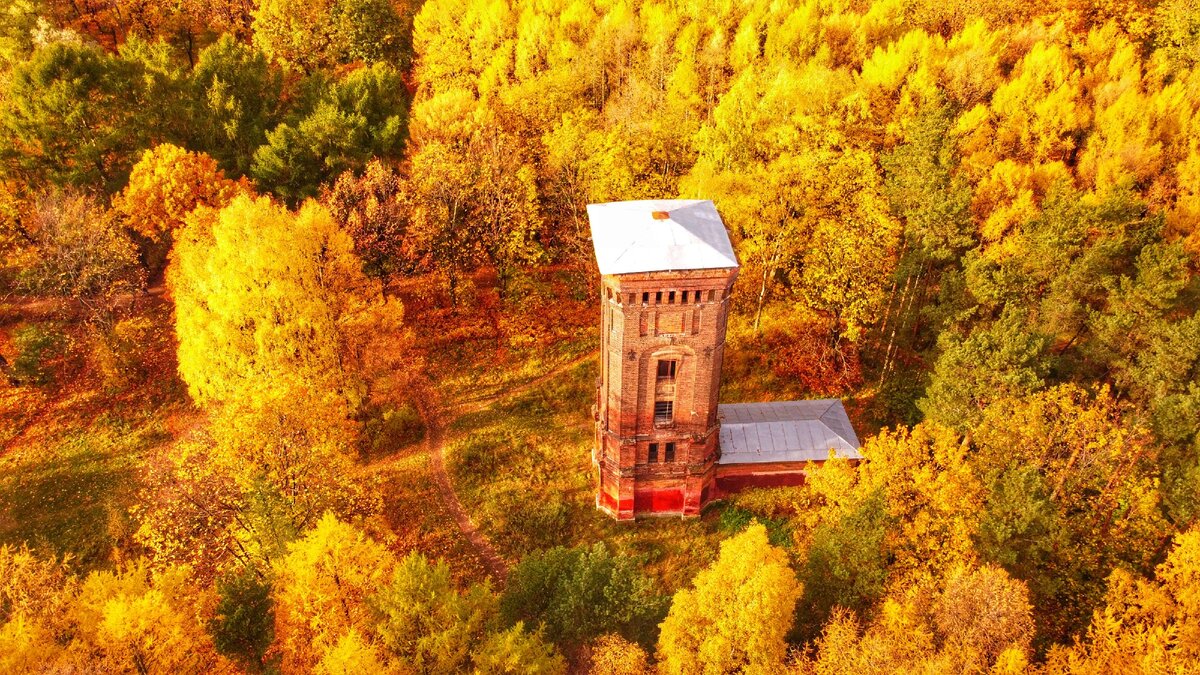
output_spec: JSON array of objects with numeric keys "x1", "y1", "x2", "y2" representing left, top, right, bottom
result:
[{"x1": 593, "y1": 267, "x2": 737, "y2": 520}]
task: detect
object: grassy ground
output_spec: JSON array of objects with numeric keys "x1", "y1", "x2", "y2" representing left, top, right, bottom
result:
[
  {"x1": 0, "y1": 308, "x2": 188, "y2": 571},
  {"x1": 442, "y1": 355, "x2": 728, "y2": 589},
  {"x1": 368, "y1": 437, "x2": 493, "y2": 584},
  {"x1": 0, "y1": 264, "x2": 854, "y2": 591}
]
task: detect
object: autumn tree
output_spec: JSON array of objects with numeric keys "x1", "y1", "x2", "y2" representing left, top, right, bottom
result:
[
  {"x1": 169, "y1": 194, "x2": 403, "y2": 412},
  {"x1": 251, "y1": 0, "x2": 409, "y2": 72},
  {"x1": 16, "y1": 190, "x2": 142, "y2": 301},
  {"x1": 67, "y1": 561, "x2": 225, "y2": 672},
  {"x1": 971, "y1": 385, "x2": 1170, "y2": 646},
  {"x1": 113, "y1": 144, "x2": 246, "y2": 270},
  {"x1": 1043, "y1": 527, "x2": 1200, "y2": 673},
  {"x1": 1, "y1": 550, "x2": 226, "y2": 673},
  {"x1": 274, "y1": 514, "x2": 564, "y2": 673},
  {"x1": 135, "y1": 389, "x2": 380, "y2": 578},
  {"x1": 587, "y1": 634, "x2": 650, "y2": 675},
  {"x1": 273, "y1": 513, "x2": 397, "y2": 671},
  {"x1": 322, "y1": 160, "x2": 416, "y2": 279},
  {"x1": 657, "y1": 522, "x2": 802, "y2": 674},
  {"x1": 794, "y1": 565, "x2": 1035, "y2": 674},
  {"x1": 405, "y1": 106, "x2": 544, "y2": 297},
  {"x1": 0, "y1": 545, "x2": 75, "y2": 671}
]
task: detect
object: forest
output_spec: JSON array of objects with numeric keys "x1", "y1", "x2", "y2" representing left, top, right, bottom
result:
[{"x1": 0, "y1": 0, "x2": 1198, "y2": 671}]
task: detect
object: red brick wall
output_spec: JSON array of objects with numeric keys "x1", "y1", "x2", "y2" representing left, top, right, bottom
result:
[{"x1": 594, "y1": 268, "x2": 737, "y2": 519}]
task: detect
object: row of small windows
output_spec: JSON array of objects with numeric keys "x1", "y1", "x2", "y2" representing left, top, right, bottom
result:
[
  {"x1": 647, "y1": 441, "x2": 676, "y2": 463},
  {"x1": 642, "y1": 289, "x2": 709, "y2": 306},
  {"x1": 602, "y1": 288, "x2": 726, "y2": 305}
]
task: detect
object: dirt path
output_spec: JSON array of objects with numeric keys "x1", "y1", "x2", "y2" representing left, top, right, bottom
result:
[
  {"x1": 420, "y1": 403, "x2": 510, "y2": 581},
  {"x1": 418, "y1": 349, "x2": 598, "y2": 584}
]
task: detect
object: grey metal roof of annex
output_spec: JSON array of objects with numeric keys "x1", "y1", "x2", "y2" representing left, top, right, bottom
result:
[
  {"x1": 587, "y1": 200, "x2": 739, "y2": 275},
  {"x1": 717, "y1": 400, "x2": 863, "y2": 465}
]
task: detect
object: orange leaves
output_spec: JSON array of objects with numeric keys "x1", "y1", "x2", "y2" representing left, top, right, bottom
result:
[{"x1": 114, "y1": 144, "x2": 246, "y2": 242}]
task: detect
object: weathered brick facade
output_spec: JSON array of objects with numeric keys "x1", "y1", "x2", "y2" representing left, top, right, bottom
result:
[
  {"x1": 593, "y1": 268, "x2": 737, "y2": 520},
  {"x1": 589, "y1": 199, "x2": 861, "y2": 520}
]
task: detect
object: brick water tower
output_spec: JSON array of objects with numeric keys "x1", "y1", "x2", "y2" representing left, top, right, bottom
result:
[{"x1": 589, "y1": 200, "x2": 739, "y2": 520}]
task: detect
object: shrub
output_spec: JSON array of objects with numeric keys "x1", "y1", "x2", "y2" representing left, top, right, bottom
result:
[
  {"x1": 453, "y1": 432, "x2": 513, "y2": 482},
  {"x1": 763, "y1": 319, "x2": 863, "y2": 396},
  {"x1": 497, "y1": 492, "x2": 570, "y2": 552},
  {"x1": 208, "y1": 568, "x2": 275, "y2": 671},
  {"x1": 717, "y1": 506, "x2": 793, "y2": 549},
  {"x1": 9, "y1": 323, "x2": 63, "y2": 385},
  {"x1": 89, "y1": 316, "x2": 155, "y2": 389},
  {"x1": 500, "y1": 543, "x2": 667, "y2": 647},
  {"x1": 360, "y1": 403, "x2": 424, "y2": 458}
]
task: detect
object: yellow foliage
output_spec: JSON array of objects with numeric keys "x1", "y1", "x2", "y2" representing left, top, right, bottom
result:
[
  {"x1": 134, "y1": 389, "x2": 381, "y2": 580},
  {"x1": 68, "y1": 560, "x2": 225, "y2": 673},
  {"x1": 794, "y1": 564, "x2": 1034, "y2": 673},
  {"x1": 274, "y1": 513, "x2": 398, "y2": 672},
  {"x1": 588, "y1": 633, "x2": 649, "y2": 675},
  {"x1": 1042, "y1": 528, "x2": 1200, "y2": 673},
  {"x1": 317, "y1": 629, "x2": 401, "y2": 675},
  {"x1": 169, "y1": 194, "x2": 404, "y2": 412},
  {"x1": 657, "y1": 523, "x2": 802, "y2": 674},
  {"x1": 860, "y1": 423, "x2": 985, "y2": 584}
]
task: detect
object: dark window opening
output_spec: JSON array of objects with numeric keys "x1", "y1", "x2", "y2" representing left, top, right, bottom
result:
[
  {"x1": 655, "y1": 291, "x2": 663, "y2": 304},
  {"x1": 642, "y1": 292, "x2": 649, "y2": 305},
  {"x1": 695, "y1": 290, "x2": 702, "y2": 302},
  {"x1": 657, "y1": 359, "x2": 677, "y2": 381},
  {"x1": 681, "y1": 291, "x2": 689, "y2": 305},
  {"x1": 668, "y1": 290, "x2": 676, "y2": 304},
  {"x1": 648, "y1": 443, "x2": 658, "y2": 463},
  {"x1": 654, "y1": 401, "x2": 674, "y2": 425},
  {"x1": 665, "y1": 442, "x2": 676, "y2": 462}
]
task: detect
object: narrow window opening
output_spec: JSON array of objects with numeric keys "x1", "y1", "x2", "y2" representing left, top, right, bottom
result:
[
  {"x1": 695, "y1": 290, "x2": 702, "y2": 303},
  {"x1": 655, "y1": 291, "x2": 663, "y2": 304},
  {"x1": 668, "y1": 290, "x2": 676, "y2": 304},
  {"x1": 657, "y1": 359, "x2": 677, "y2": 381},
  {"x1": 681, "y1": 291, "x2": 689, "y2": 305},
  {"x1": 642, "y1": 292, "x2": 649, "y2": 305},
  {"x1": 665, "y1": 442, "x2": 676, "y2": 463},
  {"x1": 648, "y1": 443, "x2": 658, "y2": 463},
  {"x1": 654, "y1": 401, "x2": 674, "y2": 426}
]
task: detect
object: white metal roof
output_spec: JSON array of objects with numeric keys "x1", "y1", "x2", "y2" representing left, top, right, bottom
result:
[
  {"x1": 717, "y1": 400, "x2": 862, "y2": 465},
  {"x1": 587, "y1": 200, "x2": 739, "y2": 275}
]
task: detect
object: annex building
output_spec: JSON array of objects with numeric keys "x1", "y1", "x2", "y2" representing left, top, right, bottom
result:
[{"x1": 589, "y1": 199, "x2": 862, "y2": 520}]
